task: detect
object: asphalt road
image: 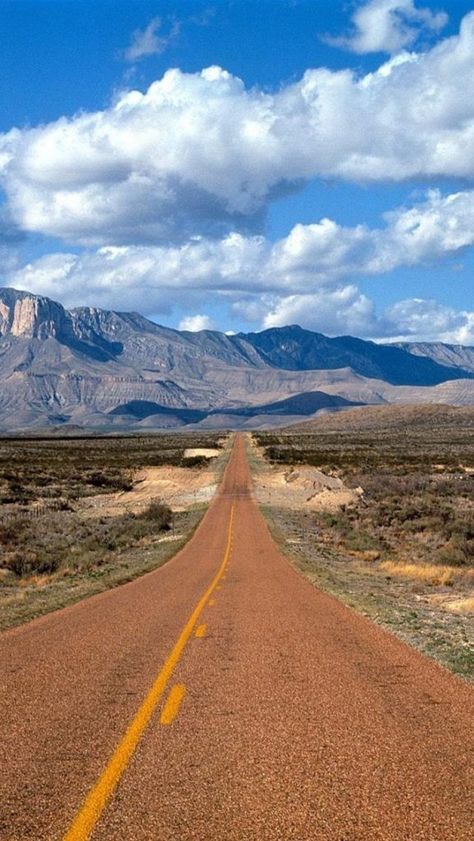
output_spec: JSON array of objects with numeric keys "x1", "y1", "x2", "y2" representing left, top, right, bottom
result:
[{"x1": 1, "y1": 434, "x2": 473, "y2": 840}]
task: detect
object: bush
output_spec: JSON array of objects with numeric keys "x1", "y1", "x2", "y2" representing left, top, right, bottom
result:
[
  {"x1": 4, "y1": 552, "x2": 61, "y2": 577},
  {"x1": 5, "y1": 554, "x2": 32, "y2": 576},
  {"x1": 435, "y1": 540, "x2": 469, "y2": 567},
  {"x1": 137, "y1": 499, "x2": 172, "y2": 529},
  {"x1": 181, "y1": 455, "x2": 208, "y2": 469},
  {"x1": 87, "y1": 471, "x2": 133, "y2": 492}
]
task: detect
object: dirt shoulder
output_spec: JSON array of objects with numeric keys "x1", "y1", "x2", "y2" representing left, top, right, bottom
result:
[{"x1": 247, "y1": 434, "x2": 474, "y2": 682}]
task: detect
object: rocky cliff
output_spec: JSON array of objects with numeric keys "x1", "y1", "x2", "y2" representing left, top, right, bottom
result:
[{"x1": 0, "y1": 288, "x2": 74, "y2": 340}]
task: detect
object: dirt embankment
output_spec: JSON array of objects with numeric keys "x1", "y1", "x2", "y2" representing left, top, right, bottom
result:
[
  {"x1": 80, "y1": 462, "x2": 219, "y2": 519},
  {"x1": 250, "y1": 438, "x2": 362, "y2": 512}
]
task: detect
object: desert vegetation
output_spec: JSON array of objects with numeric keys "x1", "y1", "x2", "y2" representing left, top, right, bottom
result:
[
  {"x1": 0, "y1": 432, "x2": 226, "y2": 628},
  {"x1": 252, "y1": 407, "x2": 474, "y2": 678},
  {"x1": 254, "y1": 410, "x2": 474, "y2": 571}
]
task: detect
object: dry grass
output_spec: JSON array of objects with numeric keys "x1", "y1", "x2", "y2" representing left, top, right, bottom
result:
[
  {"x1": 378, "y1": 561, "x2": 474, "y2": 587},
  {"x1": 444, "y1": 597, "x2": 474, "y2": 615},
  {"x1": 0, "y1": 506, "x2": 204, "y2": 631},
  {"x1": 254, "y1": 420, "x2": 474, "y2": 574}
]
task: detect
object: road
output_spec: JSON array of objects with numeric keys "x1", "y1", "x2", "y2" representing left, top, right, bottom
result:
[{"x1": 1, "y1": 434, "x2": 473, "y2": 840}]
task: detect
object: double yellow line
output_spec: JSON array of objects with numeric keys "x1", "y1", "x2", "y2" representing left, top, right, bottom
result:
[{"x1": 63, "y1": 503, "x2": 235, "y2": 841}]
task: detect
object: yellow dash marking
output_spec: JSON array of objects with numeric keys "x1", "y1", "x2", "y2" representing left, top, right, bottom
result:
[
  {"x1": 209, "y1": 599, "x2": 216, "y2": 606},
  {"x1": 160, "y1": 684, "x2": 185, "y2": 725},
  {"x1": 62, "y1": 503, "x2": 235, "y2": 841},
  {"x1": 195, "y1": 623, "x2": 207, "y2": 638}
]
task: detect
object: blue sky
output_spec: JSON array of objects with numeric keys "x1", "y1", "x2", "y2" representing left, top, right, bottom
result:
[{"x1": 0, "y1": 0, "x2": 473, "y2": 341}]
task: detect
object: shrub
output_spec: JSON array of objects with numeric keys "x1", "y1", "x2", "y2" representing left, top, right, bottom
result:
[
  {"x1": 435, "y1": 540, "x2": 469, "y2": 567},
  {"x1": 3, "y1": 551, "x2": 60, "y2": 577},
  {"x1": 181, "y1": 455, "x2": 208, "y2": 469},
  {"x1": 137, "y1": 499, "x2": 172, "y2": 529}
]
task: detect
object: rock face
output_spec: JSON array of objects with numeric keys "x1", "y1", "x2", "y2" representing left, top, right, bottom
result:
[
  {"x1": 0, "y1": 286, "x2": 473, "y2": 431},
  {"x1": 0, "y1": 288, "x2": 73, "y2": 340}
]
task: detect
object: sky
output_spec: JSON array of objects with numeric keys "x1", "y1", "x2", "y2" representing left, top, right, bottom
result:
[{"x1": 0, "y1": 0, "x2": 474, "y2": 343}]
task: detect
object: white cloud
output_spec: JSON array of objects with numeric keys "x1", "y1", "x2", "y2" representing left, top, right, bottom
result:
[
  {"x1": 385, "y1": 298, "x2": 474, "y2": 343},
  {"x1": 124, "y1": 17, "x2": 180, "y2": 62},
  {"x1": 261, "y1": 287, "x2": 379, "y2": 336},
  {"x1": 3, "y1": 15, "x2": 474, "y2": 245},
  {"x1": 5, "y1": 184, "x2": 474, "y2": 344},
  {"x1": 327, "y1": 0, "x2": 448, "y2": 55},
  {"x1": 178, "y1": 313, "x2": 215, "y2": 331},
  {"x1": 256, "y1": 293, "x2": 474, "y2": 344},
  {"x1": 6, "y1": 187, "x2": 474, "y2": 307}
]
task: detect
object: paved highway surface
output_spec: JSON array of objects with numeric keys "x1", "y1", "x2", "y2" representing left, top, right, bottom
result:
[{"x1": 1, "y1": 434, "x2": 473, "y2": 840}]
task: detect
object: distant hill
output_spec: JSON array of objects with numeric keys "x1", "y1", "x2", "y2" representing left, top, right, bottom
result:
[
  {"x1": 0, "y1": 287, "x2": 473, "y2": 431},
  {"x1": 286, "y1": 404, "x2": 474, "y2": 434},
  {"x1": 211, "y1": 390, "x2": 360, "y2": 417}
]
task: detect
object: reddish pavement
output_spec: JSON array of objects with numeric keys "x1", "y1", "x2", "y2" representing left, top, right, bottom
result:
[{"x1": 1, "y1": 434, "x2": 473, "y2": 840}]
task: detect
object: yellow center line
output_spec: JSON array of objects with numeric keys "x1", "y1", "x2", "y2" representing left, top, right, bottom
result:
[
  {"x1": 62, "y1": 502, "x2": 235, "y2": 841},
  {"x1": 195, "y1": 623, "x2": 207, "y2": 638},
  {"x1": 160, "y1": 684, "x2": 186, "y2": 726},
  {"x1": 209, "y1": 599, "x2": 216, "y2": 606}
]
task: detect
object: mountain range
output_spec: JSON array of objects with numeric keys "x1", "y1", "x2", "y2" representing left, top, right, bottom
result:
[{"x1": 0, "y1": 287, "x2": 473, "y2": 431}]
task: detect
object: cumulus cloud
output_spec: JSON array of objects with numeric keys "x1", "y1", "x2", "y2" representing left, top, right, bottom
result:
[
  {"x1": 10, "y1": 240, "x2": 474, "y2": 341},
  {"x1": 327, "y1": 0, "x2": 448, "y2": 55},
  {"x1": 259, "y1": 292, "x2": 474, "y2": 345},
  {"x1": 385, "y1": 298, "x2": 474, "y2": 343},
  {"x1": 2, "y1": 13, "x2": 474, "y2": 345},
  {"x1": 3, "y1": 14, "x2": 474, "y2": 245},
  {"x1": 123, "y1": 17, "x2": 180, "y2": 62},
  {"x1": 260, "y1": 287, "x2": 379, "y2": 336},
  {"x1": 251, "y1": 290, "x2": 474, "y2": 344},
  {"x1": 6, "y1": 188, "x2": 474, "y2": 304},
  {"x1": 5, "y1": 185, "x2": 474, "y2": 343},
  {"x1": 178, "y1": 313, "x2": 216, "y2": 331}
]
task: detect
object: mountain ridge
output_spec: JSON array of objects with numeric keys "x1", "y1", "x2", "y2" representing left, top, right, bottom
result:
[
  {"x1": 394, "y1": 341, "x2": 474, "y2": 374},
  {"x1": 0, "y1": 287, "x2": 473, "y2": 430}
]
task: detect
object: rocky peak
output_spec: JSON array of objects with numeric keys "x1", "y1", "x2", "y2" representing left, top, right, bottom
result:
[{"x1": 0, "y1": 288, "x2": 73, "y2": 340}]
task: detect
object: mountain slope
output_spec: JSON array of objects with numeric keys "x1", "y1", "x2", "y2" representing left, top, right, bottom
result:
[
  {"x1": 217, "y1": 390, "x2": 359, "y2": 417},
  {"x1": 240, "y1": 325, "x2": 471, "y2": 385},
  {"x1": 394, "y1": 341, "x2": 474, "y2": 374},
  {"x1": 0, "y1": 287, "x2": 473, "y2": 431}
]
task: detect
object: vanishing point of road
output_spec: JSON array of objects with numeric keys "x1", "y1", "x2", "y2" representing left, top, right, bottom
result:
[{"x1": 1, "y1": 434, "x2": 473, "y2": 840}]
